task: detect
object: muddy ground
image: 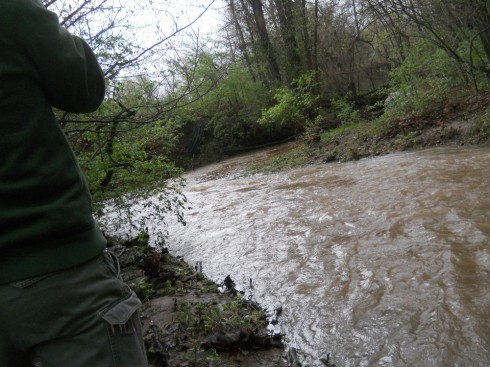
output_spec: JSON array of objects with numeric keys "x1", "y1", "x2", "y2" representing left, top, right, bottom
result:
[
  {"x1": 306, "y1": 91, "x2": 490, "y2": 164},
  {"x1": 108, "y1": 235, "x2": 319, "y2": 367}
]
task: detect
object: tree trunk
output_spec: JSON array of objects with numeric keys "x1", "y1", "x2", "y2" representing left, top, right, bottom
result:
[
  {"x1": 274, "y1": 0, "x2": 301, "y2": 83},
  {"x1": 248, "y1": 0, "x2": 282, "y2": 83},
  {"x1": 474, "y1": 0, "x2": 490, "y2": 62},
  {"x1": 238, "y1": 0, "x2": 270, "y2": 84},
  {"x1": 228, "y1": 0, "x2": 257, "y2": 81},
  {"x1": 313, "y1": 0, "x2": 318, "y2": 75},
  {"x1": 299, "y1": 0, "x2": 312, "y2": 71}
]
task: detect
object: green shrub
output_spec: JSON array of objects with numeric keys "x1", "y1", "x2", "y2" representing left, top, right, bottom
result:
[
  {"x1": 471, "y1": 107, "x2": 490, "y2": 142},
  {"x1": 384, "y1": 39, "x2": 480, "y2": 118},
  {"x1": 330, "y1": 94, "x2": 359, "y2": 124},
  {"x1": 259, "y1": 72, "x2": 320, "y2": 136}
]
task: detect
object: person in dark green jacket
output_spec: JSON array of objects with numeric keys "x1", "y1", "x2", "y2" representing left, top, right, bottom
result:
[{"x1": 0, "y1": 0, "x2": 148, "y2": 365}]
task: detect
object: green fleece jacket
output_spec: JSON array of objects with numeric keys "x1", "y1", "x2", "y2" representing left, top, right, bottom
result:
[{"x1": 0, "y1": 0, "x2": 107, "y2": 283}]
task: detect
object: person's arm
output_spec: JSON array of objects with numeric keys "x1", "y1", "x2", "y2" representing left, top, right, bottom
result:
[{"x1": 8, "y1": 0, "x2": 106, "y2": 113}]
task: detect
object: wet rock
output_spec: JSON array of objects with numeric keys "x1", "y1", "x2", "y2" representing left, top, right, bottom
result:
[
  {"x1": 201, "y1": 333, "x2": 238, "y2": 350},
  {"x1": 201, "y1": 329, "x2": 284, "y2": 351}
]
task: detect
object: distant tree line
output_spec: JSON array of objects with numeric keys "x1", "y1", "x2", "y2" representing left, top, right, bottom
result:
[
  {"x1": 224, "y1": 0, "x2": 489, "y2": 97},
  {"x1": 42, "y1": 0, "x2": 489, "y2": 240},
  {"x1": 172, "y1": 0, "x2": 489, "y2": 163}
]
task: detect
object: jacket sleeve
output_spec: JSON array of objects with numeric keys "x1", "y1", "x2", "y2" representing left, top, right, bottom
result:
[{"x1": 12, "y1": 0, "x2": 106, "y2": 113}]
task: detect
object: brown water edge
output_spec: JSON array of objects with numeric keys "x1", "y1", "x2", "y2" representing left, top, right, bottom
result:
[
  {"x1": 108, "y1": 235, "x2": 291, "y2": 367},
  {"x1": 164, "y1": 146, "x2": 490, "y2": 367}
]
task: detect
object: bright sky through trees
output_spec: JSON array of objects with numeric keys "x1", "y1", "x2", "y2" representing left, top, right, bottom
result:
[{"x1": 131, "y1": 0, "x2": 225, "y2": 47}]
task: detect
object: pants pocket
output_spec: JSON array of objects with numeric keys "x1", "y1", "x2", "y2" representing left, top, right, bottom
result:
[{"x1": 100, "y1": 291, "x2": 148, "y2": 367}]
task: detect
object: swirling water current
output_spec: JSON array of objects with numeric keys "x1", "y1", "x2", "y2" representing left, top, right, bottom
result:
[{"x1": 111, "y1": 146, "x2": 490, "y2": 366}]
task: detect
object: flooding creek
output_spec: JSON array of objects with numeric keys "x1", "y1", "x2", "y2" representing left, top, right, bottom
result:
[{"x1": 112, "y1": 146, "x2": 490, "y2": 366}]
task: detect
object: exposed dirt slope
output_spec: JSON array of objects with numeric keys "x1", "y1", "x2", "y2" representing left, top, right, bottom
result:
[{"x1": 310, "y1": 92, "x2": 490, "y2": 163}]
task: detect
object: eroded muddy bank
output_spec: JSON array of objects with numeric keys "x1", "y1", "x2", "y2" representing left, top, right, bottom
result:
[{"x1": 108, "y1": 235, "x2": 325, "y2": 367}]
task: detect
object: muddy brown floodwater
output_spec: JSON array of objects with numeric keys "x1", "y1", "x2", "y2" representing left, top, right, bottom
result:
[{"x1": 110, "y1": 146, "x2": 490, "y2": 366}]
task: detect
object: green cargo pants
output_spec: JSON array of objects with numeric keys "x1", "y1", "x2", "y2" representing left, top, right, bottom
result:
[{"x1": 0, "y1": 251, "x2": 148, "y2": 367}]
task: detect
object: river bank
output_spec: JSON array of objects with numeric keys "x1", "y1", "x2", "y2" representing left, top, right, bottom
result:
[
  {"x1": 108, "y1": 92, "x2": 489, "y2": 367},
  {"x1": 150, "y1": 92, "x2": 490, "y2": 366},
  {"x1": 247, "y1": 91, "x2": 490, "y2": 172},
  {"x1": 108, "y1": 235, "x2": 318, "y2": 367}
]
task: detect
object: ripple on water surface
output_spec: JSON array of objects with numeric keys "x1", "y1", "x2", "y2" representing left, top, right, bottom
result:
[{"x1": 109, "y1": 147, "x2": 490, "y2": 366}]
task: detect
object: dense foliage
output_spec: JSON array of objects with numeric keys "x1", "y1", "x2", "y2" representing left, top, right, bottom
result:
[{"x1": 46, "y1": 0, "x2": 490, "y2": 241}]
